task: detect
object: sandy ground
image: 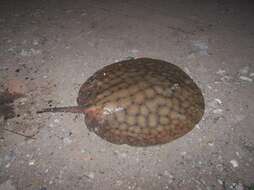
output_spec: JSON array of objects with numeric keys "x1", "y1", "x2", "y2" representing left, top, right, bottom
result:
[{"x1": 0, "y1": 0, "x2": 254, "y2": 189}]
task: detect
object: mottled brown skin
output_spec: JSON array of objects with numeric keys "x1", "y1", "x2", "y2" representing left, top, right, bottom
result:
[{"x1": 38, "y1": 58, "x2": 205, "y2": 146}]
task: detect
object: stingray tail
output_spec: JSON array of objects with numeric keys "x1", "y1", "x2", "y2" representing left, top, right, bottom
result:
[{"x1": 37, "y1": 106, "x2": 85, "y2": 114}]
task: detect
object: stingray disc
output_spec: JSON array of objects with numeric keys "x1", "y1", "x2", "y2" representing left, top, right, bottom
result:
[{"x1": 38, "y1": 58, "x2": 205, "y2": 146}]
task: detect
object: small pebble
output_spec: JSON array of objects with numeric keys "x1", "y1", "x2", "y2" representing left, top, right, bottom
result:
[
  {"x1": 213, "y1": 109, "x2": 223, "y2": 114},
  {"x1": 18, "y1": 97, "x2": 27, "y2": 105},
  {"x1": 216, "y1": 69, "x2": 226, "y2": 75},
  {"x1": 5, "y1": 163, "x2": 11, "y2": 168},
  {"x1": 20, "y1": 49, "x2": 30, "y2": 57},
  {"x1": 29, "y1": 160, "x2": 35, "y2": 166},
  {"x1": 33, "y1": 39, "x2": 39, "y2": 45},
  {"x1": 230, "y1": 159, "x2": 239, "y2": 168},
  {"x1": 196, "y1": 124, "x2": 200, "y2": 129},
  {"x1": 63, "y1": 137, "x2": 72, "y2": 144},
  {"x1": 116, "y1": 180, "x2": 123, "y2": 186},
  {"x1": 81, "y1": 149, "x2": 85, "y2": 153},
  {"x1": 87, "y1": 172, "x2": 95, "y2": 179},
  {"x1": 81, "y1": 12, "x2": 87, "y2": 16},
  {"x1": 54, "y1": 119, "x2": 60, "y2": 123},
  {"x1": 217, "y1": 179, "x2": 224, "y2": 185},
  {"x1": 214, "y1": 98, "x2": 222, "y2": 104},
  {"x1": 163, "y1": 170, "x2": 173, "y2": 178},
  {"x1": 180, "y1": 152, "x2": 187, "y2": 156},
  {"x1": 239, "y1": 76, "x2": 253, "y2": 82},
  {"x1": 220, "y1": 75, "x2": 232, "y2": 82},
  {"x1": 209, "y1": 99, "x2": 221, "y2": 108},
  {"x1": 216, "y1": 164, "x2": 224, "y2": 172}
]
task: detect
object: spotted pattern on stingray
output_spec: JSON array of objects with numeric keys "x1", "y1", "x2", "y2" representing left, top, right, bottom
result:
[{"x1": 38, "y1": 58, "x2": 205, "y2": 146}]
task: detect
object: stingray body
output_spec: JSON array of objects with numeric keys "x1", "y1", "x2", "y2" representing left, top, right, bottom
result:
[{"x1": 38, "y1": 58, "x2": 204, "y2": 146}]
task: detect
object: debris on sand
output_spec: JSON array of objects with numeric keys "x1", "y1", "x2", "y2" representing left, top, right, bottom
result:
[
  {"x1": 230, "y1": 159, "x2": 239, "y2": 168},
  {"x1": 239, "y1": 76, "x2": 253, "y2": 82}
]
